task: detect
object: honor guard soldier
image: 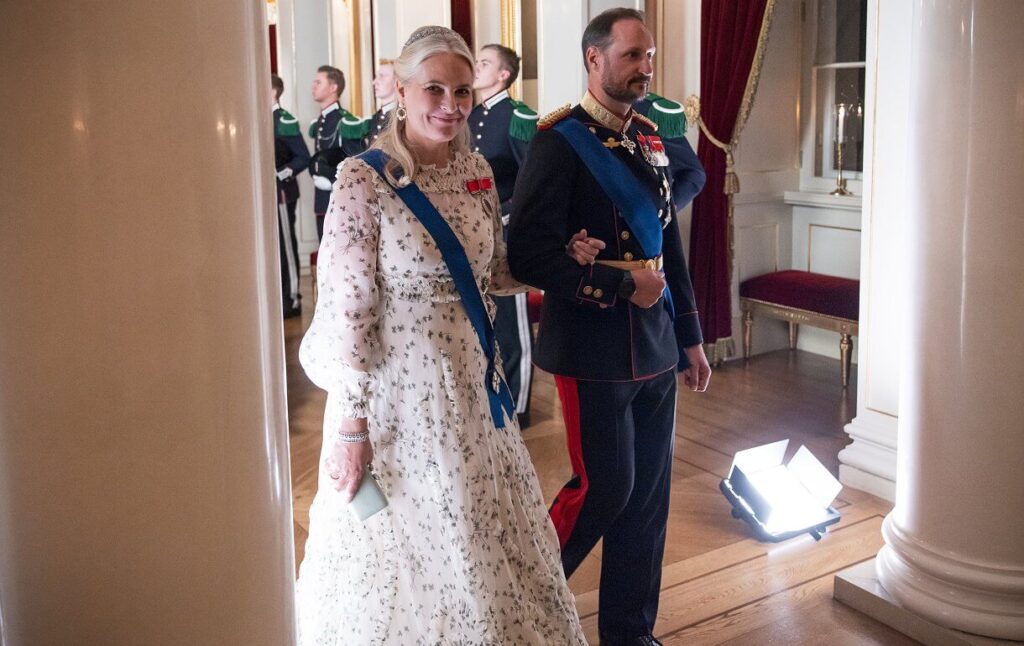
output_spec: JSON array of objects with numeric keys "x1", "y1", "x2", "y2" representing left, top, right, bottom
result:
[
  {"x1": 272, "y1": 74, "x2": 311, "y2": 318},
  {"x1": 309, "y1": 65, "x2": 371, "y2": 239},
  {"x1": 633, "y1": 91, "x2": 698, "y2": 187},
  {"x1": 508, "y1": 9, "x2": 711, "y2": 646},
  {"x1": 470, "y1": 43, "x2": 539, "y2": 428},
  {"x1": 365, "y1": 58, "x2": 398, "y2": 148}
]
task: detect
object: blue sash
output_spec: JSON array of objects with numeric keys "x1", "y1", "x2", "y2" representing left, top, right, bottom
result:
[
  {"x1": 552, "y1": 118, "x2": 674, "y2": 316},
  {"x1": 359, "y1": 149, "x2": 515, "y2": 429},
  {"x1": 552, "y1": 118, "x2": 663, "y2": 257}
]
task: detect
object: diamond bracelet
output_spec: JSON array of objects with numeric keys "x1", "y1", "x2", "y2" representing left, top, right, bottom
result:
[{"x1": 337, "y1": 431, "x2": 369, "y2": 443}]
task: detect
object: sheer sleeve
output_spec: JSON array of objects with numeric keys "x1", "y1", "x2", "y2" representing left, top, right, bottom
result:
[
  {"x1": 475, "y1": 154, "x2": 527, "y2": 296},
  {"x1": 298, "y1": 158, "x2": 382, "y2": 420}
]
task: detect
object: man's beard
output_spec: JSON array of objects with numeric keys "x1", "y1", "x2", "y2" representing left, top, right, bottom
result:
[{"x1": 602, "y1": 69, "x2": 650, "y2": 104}]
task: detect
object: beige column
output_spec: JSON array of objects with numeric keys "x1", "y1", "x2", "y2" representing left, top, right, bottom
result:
[
  {"x1": 0, "y1": 2, "x2": 296, "y2": 645},
  {"x1": 875, "y1": 0, "x2": 1024, "y2": 639}
]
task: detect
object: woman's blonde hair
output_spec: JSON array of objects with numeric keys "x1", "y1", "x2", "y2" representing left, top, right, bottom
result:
[{"x1": 371, "y1": 26, "x2": 475, "y2": 184}]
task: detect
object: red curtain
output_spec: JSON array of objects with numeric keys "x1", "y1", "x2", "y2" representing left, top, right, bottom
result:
[
  {"x1": 451, "y1": 0, "x2": 473, "y2": 50},
  {"x1": 268, "y1": 24, "x2": 277, "y2": 74},
  {"x1": 689, "y1": 0, "x2": 770, "y2": 345}
]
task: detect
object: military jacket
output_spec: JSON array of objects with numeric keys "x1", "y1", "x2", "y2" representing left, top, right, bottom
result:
[
  {"x1": 469, "y1": 90, "x2": 537, "y2": 215},
  {"x1": 273, "y1": 105, "x2": 310, "y2": 204},
  {"x1": 309, "y1": 102, "x2": 371, "y2": 212},
  {"x1": 364, "y1": 101, "x2": 395, "y2": 148},
  {"x1": 508, "y1": 93, "x2": 706, "y2": 381}
]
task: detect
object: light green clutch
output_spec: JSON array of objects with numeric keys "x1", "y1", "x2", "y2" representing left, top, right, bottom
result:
[{"x1": 349, "y1": 470, "x2": 388, "y2": 521}]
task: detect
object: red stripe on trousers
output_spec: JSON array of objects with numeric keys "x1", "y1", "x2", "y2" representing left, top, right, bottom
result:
[{"x1": 549, "y1": 375, "x2": 589, "y2": 549}]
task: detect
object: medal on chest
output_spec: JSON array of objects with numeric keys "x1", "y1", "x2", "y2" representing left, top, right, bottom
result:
[
  {"x1": 637, "y1": 134, "x2": 669, "y2": 167},
  {"x1": 465, "y1": 177, "x2": 494, "y2": 194}
]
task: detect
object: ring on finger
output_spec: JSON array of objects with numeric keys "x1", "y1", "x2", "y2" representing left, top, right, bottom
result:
[{"x1": 329, "y1": 472, "x2": 341, "y2": 480}]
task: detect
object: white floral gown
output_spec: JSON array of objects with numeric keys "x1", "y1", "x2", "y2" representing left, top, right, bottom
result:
[{"x1": 296, "y1": 151, "x2": 586, "y2": 645}]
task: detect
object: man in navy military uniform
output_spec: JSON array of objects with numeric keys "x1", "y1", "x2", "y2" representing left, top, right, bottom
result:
[
  {"x1": 365, "y1": 58, "x2": 397, "y2": 148},
  {"x1": 470, "y1": 44, "x2": 539, "y2": 428},
  {"x1": 309, "y1": 65, "x2": 370, "y2": 239},
  {"x1": 272, "y1": 74, "x2": 310, "y2": 318},
  {"x1": 508, "y1": 9, "x2": 710, "y2": 645}
]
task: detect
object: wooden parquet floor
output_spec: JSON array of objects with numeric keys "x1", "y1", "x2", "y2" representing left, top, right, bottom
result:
[{"x1": 284, "y1": 277, "x2": 917, "y2": 645}]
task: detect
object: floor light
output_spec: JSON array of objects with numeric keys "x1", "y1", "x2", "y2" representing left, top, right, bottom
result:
[{"x1": 720, "y1": 439, "x2": 842, "y2": 542}]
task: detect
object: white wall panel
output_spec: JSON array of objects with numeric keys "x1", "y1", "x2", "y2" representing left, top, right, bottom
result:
[
  {"x1": 278, "y1": 0, "x2": 332, "y2": 265},
  {"x1": 373, "y1": 0, "x2": 400, "y2": 60},
  {"x1": 837, "y1": 0, "x2": 912, "y2": 501},
  {"x1": 395, "y1": 0, "x2": 451, "y2": 47},
  {"x1": 536, "y1": 0, "x2": 587, "y2": 112}
]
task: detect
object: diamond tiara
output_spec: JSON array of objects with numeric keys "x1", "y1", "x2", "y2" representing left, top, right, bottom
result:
[{"x1": 403, "y1": 25, "x2": 460, "y2": 49}]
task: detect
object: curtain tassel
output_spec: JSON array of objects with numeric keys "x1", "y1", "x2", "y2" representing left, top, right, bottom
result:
[{"x1": 723, "y1": 150, "x2": 740, "y2": 195}]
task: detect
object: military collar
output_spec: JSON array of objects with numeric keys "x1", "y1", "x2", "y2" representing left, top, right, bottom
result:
[
  {"x1": 580, "y1": 91, "x2": 633, "y2": 133},
  {"x1": 379, "y1": 100, "x2": 397, "y2": 114},
  {"x1": 272, "y1": 102, "x2": 281, "y2": 113},
  {"x1": 483, "y1": 89, "x2": 510, "y2": 110},
  {"x1": 320, "y1": 102, "x2": 340, "y2": 117}
]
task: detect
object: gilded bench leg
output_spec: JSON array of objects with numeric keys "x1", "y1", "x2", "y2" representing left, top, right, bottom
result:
[
  {"x1": 742, "y1": 309, "x2": 753, "y2": 360},
  {"x1": 788, "y1": 322, "x2": 799, "y2": 350},
  {"x1": 840, "y1": 333, "x2": 852, "y2": 387},
  {"x1": 311, "y1": 265, "x2": 318, "y2": 305}
]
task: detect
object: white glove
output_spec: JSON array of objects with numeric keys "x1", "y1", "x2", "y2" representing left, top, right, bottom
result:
[
  {"x1": 313, "y1": 175, "x2": 333, "y2": 191},
  {"x1": 275, "y1": 167, "x2": 293, "y2": 181}
]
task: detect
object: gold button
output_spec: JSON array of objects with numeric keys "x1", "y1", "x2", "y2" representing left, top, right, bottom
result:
[
  {"x1": 623, "y1": 252, "x2": 633, "y2": 261},
  {"x1": 593, "y1": 289, "x2": 604, "y2": 298},
  {"x1": 583, "y1": 285, "x2": 594, "y2": 296},
  {"x1": 620, "y1": 230, "x2": 630, "y2": 240}
]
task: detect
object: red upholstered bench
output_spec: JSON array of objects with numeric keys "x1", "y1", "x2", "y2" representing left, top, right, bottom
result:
[{"x1": 739, "y1": 270, "x2": 859, "y2": 387}]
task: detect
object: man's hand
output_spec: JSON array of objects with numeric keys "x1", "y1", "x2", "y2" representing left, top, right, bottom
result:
[
  {"x1": 682, "y1": 344, "x2": 711, "y2": 392},
  {"x1": 629, "y1": 269, "x2": 666, "y2": 308},
  {"x1": 313, "y1": 175, "x2": 333, "y2": 191},
  {"x1": 566, "y1": 228, "x2": 605, "y2": 265},
  {"x1": 276, "y1": 167, "x2": 294, "y2": 181}
]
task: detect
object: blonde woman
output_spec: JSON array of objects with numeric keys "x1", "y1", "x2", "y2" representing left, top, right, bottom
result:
[{"x1": 296, "y1": 26, "x2": 589, "y2": 644}]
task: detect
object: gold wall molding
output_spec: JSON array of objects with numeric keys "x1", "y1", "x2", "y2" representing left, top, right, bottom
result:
[
  {"x1": 500, "y1": 0, "x2": 522, "y2": 100},
  {"x1": 346, "y1": 0, "x2": 363, "y2": 113}
]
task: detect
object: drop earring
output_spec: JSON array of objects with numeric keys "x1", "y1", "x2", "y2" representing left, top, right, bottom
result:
[{"x1": 396, "y1": 103, "x2": 407, "y2": 121}]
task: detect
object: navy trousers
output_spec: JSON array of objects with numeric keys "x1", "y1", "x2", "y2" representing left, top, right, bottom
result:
[
  {"x1": 493, "y1": 291, "x2": 534, "y2": 424},
  {"x1": 277, "y1": 197, "x2": 301, "y2": 312},
  {"x1": 550, "y1": 368, "x2": 677, "y2": 640}
]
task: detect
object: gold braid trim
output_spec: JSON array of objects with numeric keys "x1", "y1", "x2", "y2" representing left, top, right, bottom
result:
[
  {"x1": 632, "y1": 112, "x2": 658, "y2": 132},
  {"x1": 538, "y1": 104, "x2": 572, "y2": 130}
]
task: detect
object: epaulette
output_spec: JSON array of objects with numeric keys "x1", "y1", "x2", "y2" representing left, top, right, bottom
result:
[
  {"x1": 307, "y1": 119, "x2": 318, "y2": 139},
  {"x1": 275, "y1": 109, "x2": 301, "y2": 137},
  {"x1": 632, "y1": 112, "x2": 658, "y2": 132},
  {"x1": 640, "y1": 92, "x2": 686, "y2": 139},
  {"x1": 508, "y1": 99, "x2": 539, "y2": 142},
  {"x1": 538, "y1": 104, "x2": 572, "y2": 131},
  {"x1": 339, "y1": 109, "x2": 372, "y2": 140}
]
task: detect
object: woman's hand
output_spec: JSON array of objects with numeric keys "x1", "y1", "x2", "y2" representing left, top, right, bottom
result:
[
  {"x1": 566, "y1": 228, "x2": 605, "y2": 265},
  {"x1": 324, "y1": 417, "x2": 375, "y2": 502}
]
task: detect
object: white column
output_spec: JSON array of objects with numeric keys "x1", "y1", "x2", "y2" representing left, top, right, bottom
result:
[
  {"x1": 837, "y1": 0, "x2": 912, "y2": 503},
  {"x1": 536, "y1": 0, "x2": 587, "y2": 113},
  {"x1": 875, "y1": 0, "x2": 1024, "y2": 639},
  {"x1": 0, "y1": 2, "x2": 296, "y2": 645}
]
